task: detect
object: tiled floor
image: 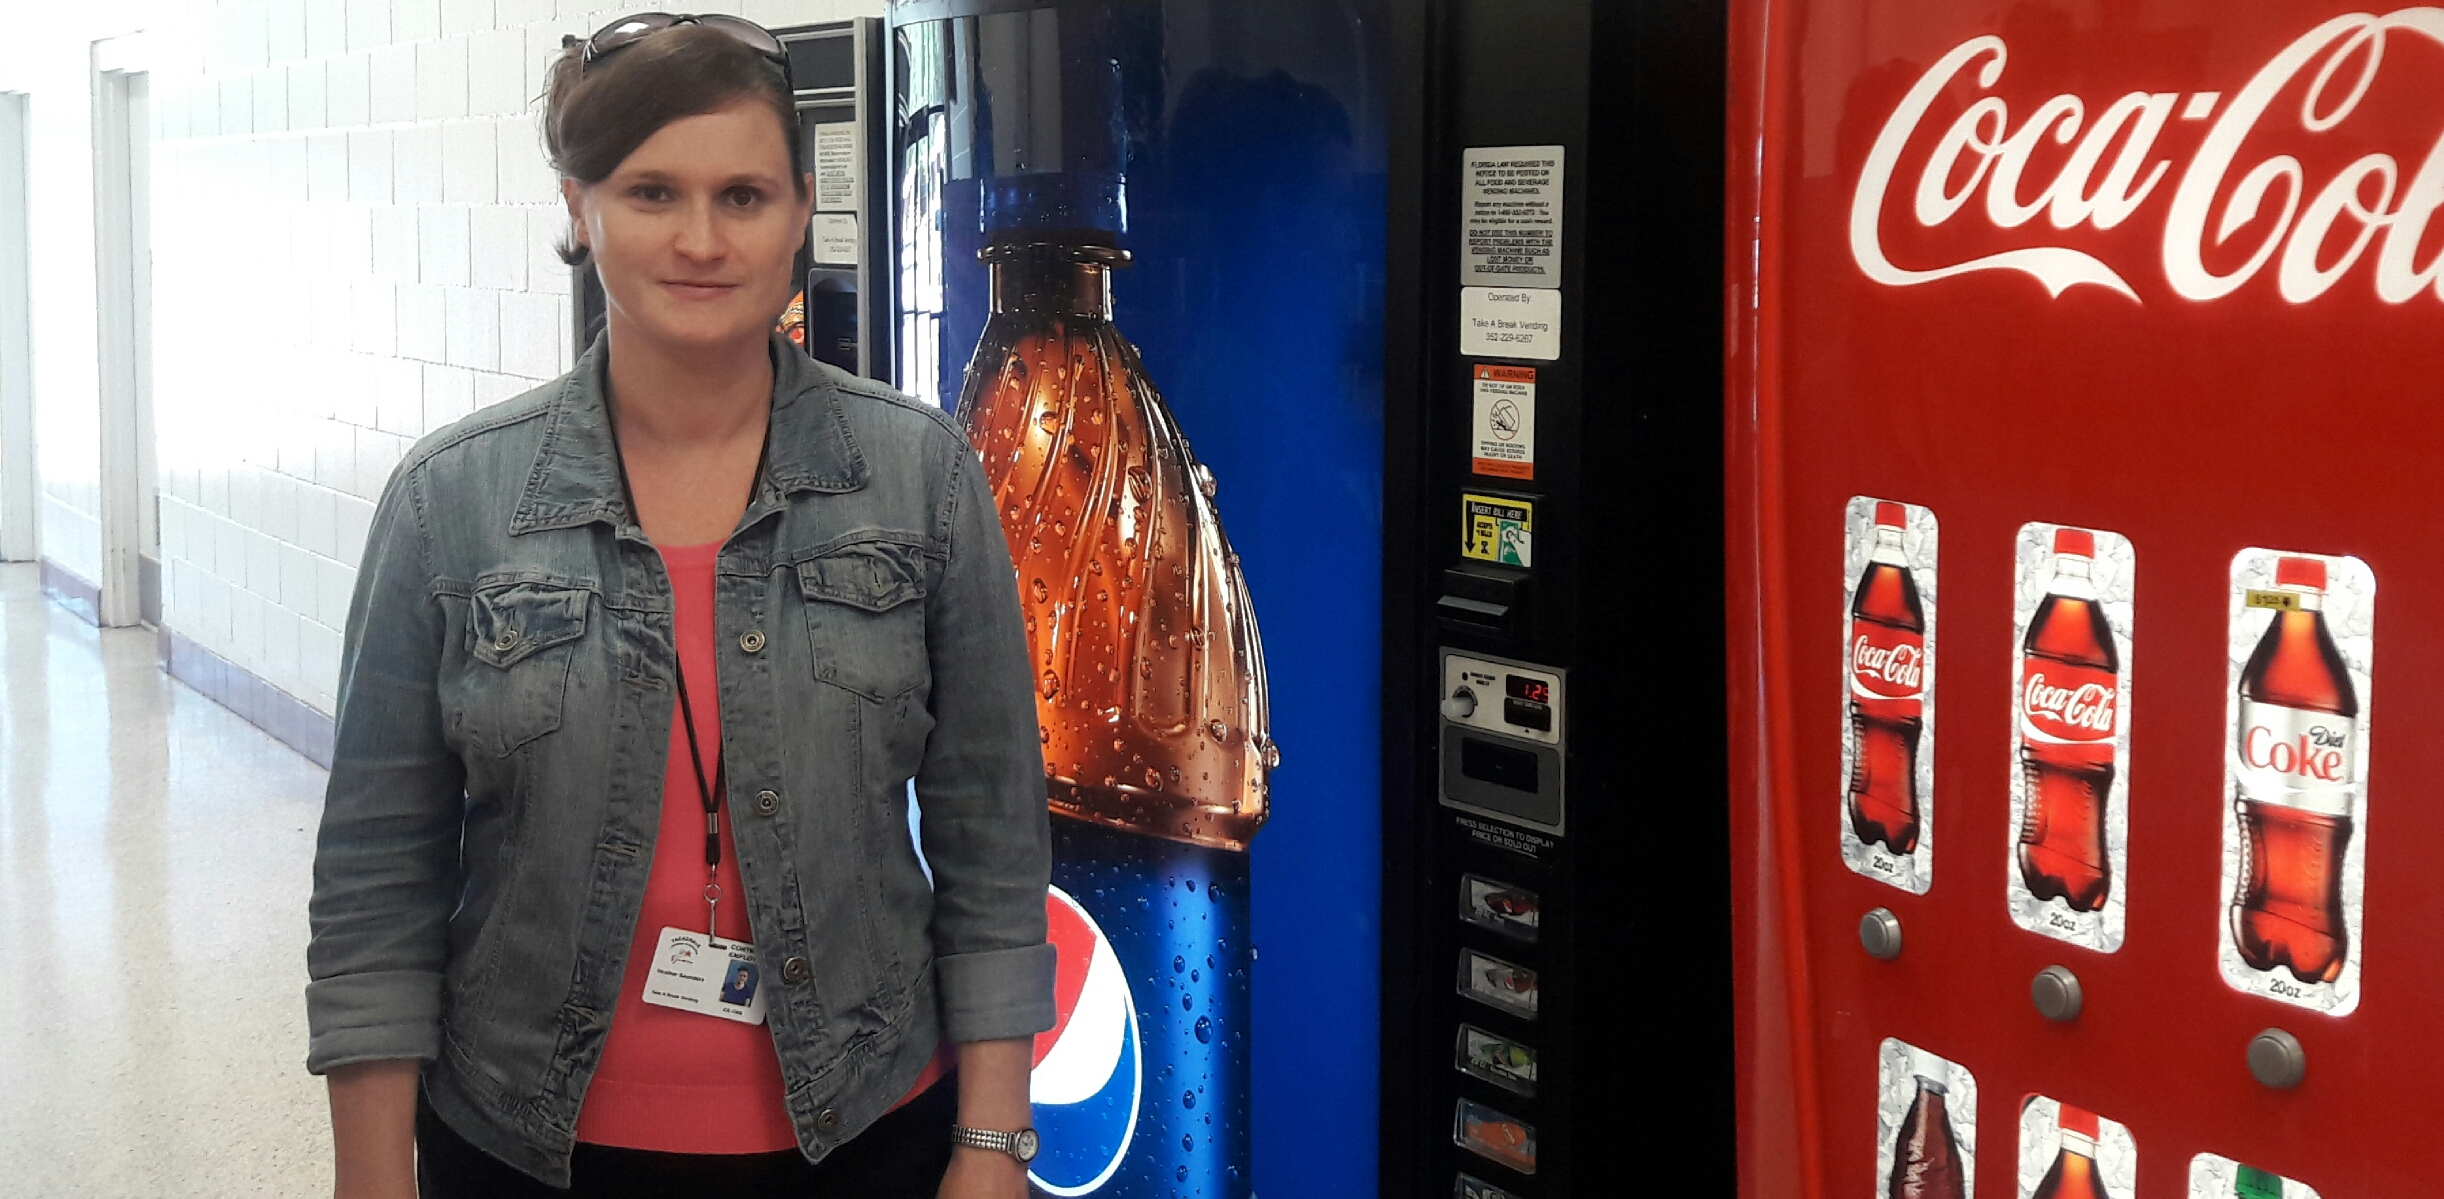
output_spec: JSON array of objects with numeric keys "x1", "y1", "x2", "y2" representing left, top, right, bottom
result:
[{"x1": 0, "y1": 563, "x2": 331, "y2": 1195}]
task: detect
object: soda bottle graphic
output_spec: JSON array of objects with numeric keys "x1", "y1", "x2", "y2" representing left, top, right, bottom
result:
[
  {"x1": 1849, "y1": 501, "x2": 1928, "y2": 853},
  {"x1": 1887, "y1": 1075, "x2": 1966, "y2": 1199},
  {"x1": 2231, "y1": 556, "x2": 2357, "y2": 984},
  {"x1": 959, "y1": 238, "x2": 1273, "y2": 850},
  {"x1": 2233, "y1": 1165, "x2": 2283, "y2": 1199},
  {"x1": 2032, "y1": 1105, "x2": 2115, "y2": 1199},
  {"x1": 2017, "y1": 528, "x2": 2119, "y2": 911},
  {"x1": 956, "y1": 203, "x2": 1265, "y2": 1196}
]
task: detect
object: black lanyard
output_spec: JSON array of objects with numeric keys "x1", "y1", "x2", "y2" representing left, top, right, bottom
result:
[
  {"x1": 674, "y1": 658, "x2": 725, "y2": 873},
  {"x1": 602, "y1": 384, "x2": 771, "y2": 933}
]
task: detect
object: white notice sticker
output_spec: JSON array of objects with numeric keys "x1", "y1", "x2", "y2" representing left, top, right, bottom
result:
[
  {"x1": 1462, "y1": 146, "x2": 1564, "y2": 287},
  {"x1": 813, "y1": 213, "x2": 859, "y2": 266},
  {"x1": 1460, "y1": 288, "x2": 1560, "y2": 361},
  {"x1": 1470, "y1": 365, "x2": 1535, "y2": 480},
  {"x1": 814, "y1": 121, "x2": 858, "y2": 213}
]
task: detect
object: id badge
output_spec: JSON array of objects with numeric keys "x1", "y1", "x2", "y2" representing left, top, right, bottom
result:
[{"x1": 642, "y1": 927, "x2": 767, "y2": 1025}]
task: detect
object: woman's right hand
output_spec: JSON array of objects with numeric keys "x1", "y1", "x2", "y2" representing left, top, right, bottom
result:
[{"x1": 327, "y1": 1059, "x2": 421, "y2": 1199}]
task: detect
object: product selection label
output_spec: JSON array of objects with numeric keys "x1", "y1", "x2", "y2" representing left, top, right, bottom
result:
[
  {"x1": 1840, "y1": 497, "x2": 1938, "y2": 895},
  {"x1": 2189, "y1": 1154, "x2": 2320, "y2": 1199},
  {"x1": 2005, "y1": 523, "x2": 2134, "y2": 954},
  {"x1": 1461, "y1": 494, "x2": 1533, "y2": 567},
  {"x1": 1469, "y1": 365, "x2": 1536, "y2": 479},
  {"x1": 1876, "y1": 1039, "x2": 1975, "y2": 1199},
  {"x1": 2218, "y1": 548, "x2": 2374, "y2": 1016}
]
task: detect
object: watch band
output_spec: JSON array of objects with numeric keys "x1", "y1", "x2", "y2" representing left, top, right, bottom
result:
[{"x1": 951, "y1": 1124, "x2": 1041, "y2": 1164}]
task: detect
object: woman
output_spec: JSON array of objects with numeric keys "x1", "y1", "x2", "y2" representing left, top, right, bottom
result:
[{"x1": 305, "y1": 15, "x2": 1051, "y2": 1198}]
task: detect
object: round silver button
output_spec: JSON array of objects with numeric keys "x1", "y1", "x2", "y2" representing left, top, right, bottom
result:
[
  {"x1": 754, "y1": 789, "x2": 780, "y2": 817},
  {"x1": 739, "y1": 629, "x2": 766, "y2": 654},
  {"x1": 1858, "y1": 907, "x2": 1903, "y2": 961},
  {"x1": 2248, "y1": 1028, "x2": 2307, "y2": 1089},
  {"x1": 2031, "y1": 965, "x2": 2083, "y2": 1023},
  {"x1": 494, "y1": 629, "x2": 519, "y2": 651},
  {"x1": 782, "y1": 956, "x2": 812, "y2": 984},
  {"x1": 816, "y1": 1107, "x2": 840, "y2": 1131}
]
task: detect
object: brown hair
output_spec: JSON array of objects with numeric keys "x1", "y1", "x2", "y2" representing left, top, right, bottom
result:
[{"x1": 542, "y1": 24, "x2": 805, "y2": 266}]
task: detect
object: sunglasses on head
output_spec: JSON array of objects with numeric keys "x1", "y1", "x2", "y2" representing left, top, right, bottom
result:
[{"x1": 568, "y1": 12, "x2": 793, "y2": 86}]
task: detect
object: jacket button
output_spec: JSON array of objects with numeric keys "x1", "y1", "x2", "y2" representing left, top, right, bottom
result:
[
  {"x1": 816, "y1": 1107, "x2": 840, "y2": 1131},
  {"x1": 739, "y1": 629, "x2": 766, "y2": 654},
  {"x1": 754, "y1": 789, "x2": 780, "y2": 817},
  {"x1": 782, "y1": 956, "x2": 812, "y2": 984},
  {"x1": 494, "y1": 629, "x2": 519, "y2": 651}
]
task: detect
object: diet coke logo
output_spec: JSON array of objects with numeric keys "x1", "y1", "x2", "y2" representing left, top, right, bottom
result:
[
  {"x1": 1851, "y1": 10, "x2": 2444, "y2": 303},
  {"x1": 2023, "y1": 671, "x2": 2116, "y2": 738},
  {"x1": 2244, "y1": 722, "x2": 2351, "y2": 783},
  {"x1": 1853, "y1": 632, "x2": 1925, "y2": 694}
]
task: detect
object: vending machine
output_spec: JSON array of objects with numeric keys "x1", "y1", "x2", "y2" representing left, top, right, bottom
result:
[
  {"x1": 1377, "y1": 3, "x2": 1733, "y2": 1199},
  {"x1": 1731, "y1": 2, "x2": 2444, "y2": 1196},
  {"x1": 885, "y1": 3, "x2": 1387, "y2": 1196}
]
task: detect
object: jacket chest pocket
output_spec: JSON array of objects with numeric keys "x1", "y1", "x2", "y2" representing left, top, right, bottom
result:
[
  {"x1": 458, "y1": 582, "x2": 592, "y2": 756},
  {"x1": 796, "y1": 539, "x2": 932, "y2": 702}
]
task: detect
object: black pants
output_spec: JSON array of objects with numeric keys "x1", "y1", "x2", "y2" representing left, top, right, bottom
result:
[{"x1": 415, "y1": 1077, "x2": 957, "y2": 1198}]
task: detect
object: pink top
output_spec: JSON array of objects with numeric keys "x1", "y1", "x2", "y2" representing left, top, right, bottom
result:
[{"x1": 575, "y1": 540, "x2": 947, "y2": 1154}]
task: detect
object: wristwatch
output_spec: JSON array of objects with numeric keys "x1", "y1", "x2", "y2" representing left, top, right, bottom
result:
[{"x1": 951, "y1": 1124, "x2": 1041, "y2": 1164}]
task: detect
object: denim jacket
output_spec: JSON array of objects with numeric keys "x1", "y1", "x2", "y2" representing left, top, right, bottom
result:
[{"x1": 305, "y1": 333, "x2": 1054, "y2": 1186}]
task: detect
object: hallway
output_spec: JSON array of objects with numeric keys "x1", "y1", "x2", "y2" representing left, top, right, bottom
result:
[{"x1": 0, "y1": 563, "x2": 328, "y2": 1194}]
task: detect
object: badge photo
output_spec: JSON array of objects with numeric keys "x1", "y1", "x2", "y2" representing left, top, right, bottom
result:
[
  {"x1": 1877, "y1": 1038, "x2": 1975, "y2": 1199},
  {"x1": 642, "y1": 928, "x2": 769, "y2": 1026},
  {"x1": 2217, "y1": 549, "x2": 2373, "y2": 1016},
  {"x1": 2005, "y1": 523, "x2": 2134, "y2": 953},
  {"x1": 1842, "y1": 498, "x2": 1939, "y2": 894}
]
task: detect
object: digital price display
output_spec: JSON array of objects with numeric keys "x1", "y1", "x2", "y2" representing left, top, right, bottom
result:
[{"x1": 1502, "y1": 674, "x2": 1553, "y2": 732}]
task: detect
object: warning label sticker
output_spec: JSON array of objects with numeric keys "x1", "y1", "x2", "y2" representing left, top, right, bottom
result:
[
  {"x1": 1463, "y1": 494, "x2": 1534, "y2": 568},
  {"x1": 1471, "y1": 365, "x2": 1536, "y2": 480}
]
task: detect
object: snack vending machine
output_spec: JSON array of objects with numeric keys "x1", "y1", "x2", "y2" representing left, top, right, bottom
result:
[{"x1": 1731, "y1": 2, "x2": 2444, "y2": 1196}]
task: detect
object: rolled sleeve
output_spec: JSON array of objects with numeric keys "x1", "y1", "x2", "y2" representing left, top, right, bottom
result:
[
  {"x1": 305, "y1": 463, "x2": 467, "y2": 1076},
  {"x1": 936, "y1": 942, "x2": 1059, "y2": 1043},
  {"x1": 916, "y1": 445, "x2": 1057, "y2": 1043}
]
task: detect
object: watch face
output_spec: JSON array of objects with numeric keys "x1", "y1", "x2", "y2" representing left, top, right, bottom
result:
[{"x1": 1013, "y1": 1128, "x2": 1040, "y2": 1163}]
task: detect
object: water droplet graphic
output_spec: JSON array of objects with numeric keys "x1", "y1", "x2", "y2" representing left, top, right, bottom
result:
[
  {"x1": 1029, "y1": 578, "x2": 1049, "y2": 603},
  {"x1": 1193, "y1": 1015, "x2": 1212, "y2": 1043},
  {"x1": 1039, "y1": 670, "x2": 1061, "y2": 699}
]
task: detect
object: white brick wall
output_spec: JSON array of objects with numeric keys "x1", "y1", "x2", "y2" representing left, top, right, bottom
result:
[{"x1": 2, "y1": 0, "x2": 880, "y2": 717}]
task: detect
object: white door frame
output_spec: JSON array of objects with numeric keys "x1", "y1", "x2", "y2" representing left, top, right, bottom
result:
[
  {"x1": 0, "y1": 92, "x2": 33, "y2": 564},
  {"x1": 92, "y1": 58, "x2": 154, "y2": 626}
]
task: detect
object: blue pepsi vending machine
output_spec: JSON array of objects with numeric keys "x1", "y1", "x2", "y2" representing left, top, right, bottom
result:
[{"x1": 885, "y1": 3, "x2": 1387, "y2": 1197}]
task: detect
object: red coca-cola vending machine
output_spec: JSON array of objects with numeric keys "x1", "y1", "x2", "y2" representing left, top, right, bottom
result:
[{"x1": 1730, "y1": 3, "x2": 2444, "y2": 1197}]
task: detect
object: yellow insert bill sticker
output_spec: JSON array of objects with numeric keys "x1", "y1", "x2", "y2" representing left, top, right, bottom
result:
[{"x1": 1463, "y1": 494, "x2": 1534, "y2": 567}]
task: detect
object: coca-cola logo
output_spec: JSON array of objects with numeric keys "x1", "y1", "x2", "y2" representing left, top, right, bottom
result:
[
  {"x1": 2243, "y1": 722, "x2": 2351, "y2": 782},
  {"x1": 1852, "y1": 632, "x2": 1925, "y2": 694},
  {"x1": 1851, "y1": 10, "x2": 2444, "y2": 303},
  {"x1": 2023, "y1": 670, "x2": 2117, "y2": 738}
]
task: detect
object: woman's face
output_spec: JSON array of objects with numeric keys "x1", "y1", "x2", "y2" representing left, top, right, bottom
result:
[{"x1": 564, "y1": 96, "x2": 813, "y2": 357}]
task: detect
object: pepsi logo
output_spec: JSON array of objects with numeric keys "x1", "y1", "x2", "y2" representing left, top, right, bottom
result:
[{"x1": 1030, "y1": 887, "x2": 1143, "y2": 1196}]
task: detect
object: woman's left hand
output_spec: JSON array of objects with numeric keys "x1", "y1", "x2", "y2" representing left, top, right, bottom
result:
[{"x1": 938, "y1": 1146, "x2": 1029, "y2": 1199}]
